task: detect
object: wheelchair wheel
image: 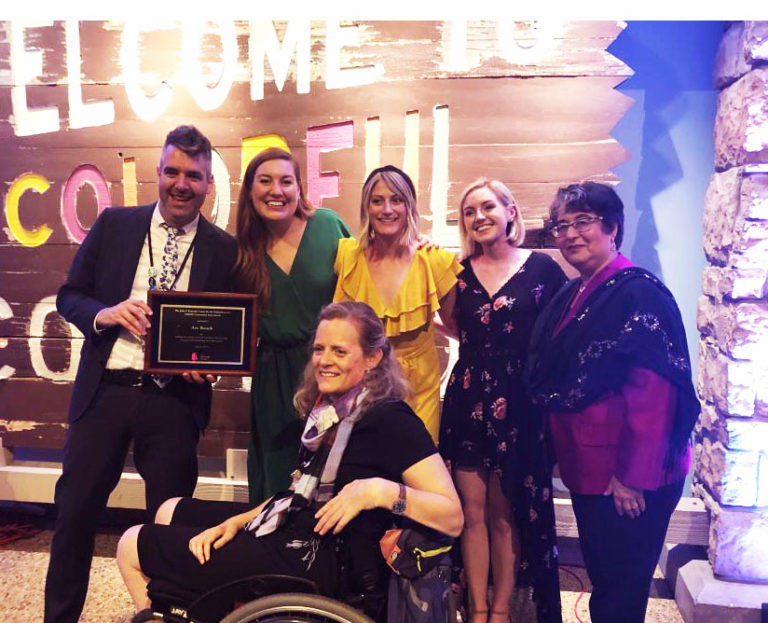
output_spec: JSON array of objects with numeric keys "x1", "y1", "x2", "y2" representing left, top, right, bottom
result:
[{"x1": 219, "y1": 593, "x2": 375, "y2": 623}]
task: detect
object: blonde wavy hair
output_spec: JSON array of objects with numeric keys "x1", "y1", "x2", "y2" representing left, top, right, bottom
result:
[
  {"x1": 358, "y1": 166, "x2": 420, "y2": 251},
  {"x1": 293, "y1": 301, "x2": 409, "y2": 416}
]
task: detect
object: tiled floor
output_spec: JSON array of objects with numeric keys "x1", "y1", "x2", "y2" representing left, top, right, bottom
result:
[{"x1": 0, "y1": 517, "x2": 684, "y2": 623}]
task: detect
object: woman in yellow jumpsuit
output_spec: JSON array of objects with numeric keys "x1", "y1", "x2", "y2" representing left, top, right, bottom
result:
[{"x1": 333, "y1": 165, "x2": 460, "y2": 442}]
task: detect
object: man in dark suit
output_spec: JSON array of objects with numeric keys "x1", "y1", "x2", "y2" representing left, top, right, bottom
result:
[{"x1": 44, "y1": 125, "x2": 238, "y2": 623}]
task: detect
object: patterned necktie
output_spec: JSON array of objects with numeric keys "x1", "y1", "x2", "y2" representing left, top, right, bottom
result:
[
  {"x1": 153, "y1": 223, "x2": 184, "y2": 388},
  {"x1": 158, "y1": 223, "x2": 184, "y2": 291}
]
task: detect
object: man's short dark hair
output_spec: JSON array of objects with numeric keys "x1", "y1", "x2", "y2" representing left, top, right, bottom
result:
[{"x1": 163, "y1": 125, "x2": 212, "y2": 171}]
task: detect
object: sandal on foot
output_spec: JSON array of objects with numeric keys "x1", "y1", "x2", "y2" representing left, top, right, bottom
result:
[{"x1": 468, "y1": 609, "x2": 489, "y2": 623}]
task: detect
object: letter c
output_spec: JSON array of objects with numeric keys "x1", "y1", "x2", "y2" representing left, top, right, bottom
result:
[{"x1": 5, "y1": 173, "x2": 53, "y2": 247}]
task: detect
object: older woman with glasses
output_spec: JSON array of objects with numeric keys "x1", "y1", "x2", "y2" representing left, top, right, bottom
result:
[{"x1": 525, "y1": 181, "x2": 700, "y2": 623}]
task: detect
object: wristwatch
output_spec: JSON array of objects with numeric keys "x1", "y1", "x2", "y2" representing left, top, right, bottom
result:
[{"x1": 392, "y1": 482, "x2": 407, "y2": 515}]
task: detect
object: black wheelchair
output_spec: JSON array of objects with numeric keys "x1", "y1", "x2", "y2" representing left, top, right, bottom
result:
[
  {"x1": 131, "y1": 522, "x2": 458, "y2": 623},
  {"x1": 132, "y1": 573, "x2": 379, "y2": 623},
  {"x1": 132, "y1": 554, "x2": 457, "y2": 623}
]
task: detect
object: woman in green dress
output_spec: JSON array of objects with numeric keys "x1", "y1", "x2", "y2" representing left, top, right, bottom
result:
[{"x1": 233, "y1": 148, "x2": 350, "y2": 503}]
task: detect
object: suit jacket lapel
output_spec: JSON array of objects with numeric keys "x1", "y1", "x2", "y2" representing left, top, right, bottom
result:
[
  {"x1": 118, "y1": 204, "x2": 154, "y2": 298},
  {"x1": 189, "y1": 216, "x2": 214, "y2": 291}
]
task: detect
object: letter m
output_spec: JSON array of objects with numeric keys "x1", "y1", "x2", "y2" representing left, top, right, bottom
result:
[{"x1": 250, "y1": 20, "x2": 310, "y2": 101}]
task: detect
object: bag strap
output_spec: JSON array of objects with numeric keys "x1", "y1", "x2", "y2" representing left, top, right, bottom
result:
[{"x1": 315, "y1": 406, "x2": 363, "y2": 502}]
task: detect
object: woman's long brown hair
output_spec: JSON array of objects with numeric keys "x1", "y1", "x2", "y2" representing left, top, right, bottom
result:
[{"x1": 232, "y1": 148, "x2": 315, "y2": 308}]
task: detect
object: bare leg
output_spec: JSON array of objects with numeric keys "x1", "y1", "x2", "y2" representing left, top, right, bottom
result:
[
  {"x1": 154, "y1": 496, "x2": 183, "y2": 525},
  {"x1": 455, "y1": 468, "x2": 490, "y2": 623},
  {"x1": 487, "y1": 472, "x2": 519, "y2": 623},
  {"x1": 117, "y1": 525, "x2": 152, "y2": 612},
  {"x1": 118, "y1": 501, "x2": 181, "y2": 612}
]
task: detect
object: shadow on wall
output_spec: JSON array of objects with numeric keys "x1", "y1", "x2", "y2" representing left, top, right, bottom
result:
[
  {"x1": 607, "y1": 21, "x2": 725, "y2": 498},
  {"x1": 608, "y1": 20, "x2": 722, "y2": 274},
  {"x1": 608, "y1": 21, "x2": 723, "y2": 381}
]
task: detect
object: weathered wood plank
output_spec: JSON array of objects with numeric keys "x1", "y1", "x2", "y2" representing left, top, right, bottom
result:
[
  {"x1": 0, "y1": 271, "x2": 69, "y2": 301},
  {"x1": 0, "y1": 376, "x2": 248, "y2": 426},
  {"x1": 0, "y1": 143, "x2": 627, "y2": 190},
  {"x1": 0, "y1": 17, "x2": 632, "y2": 460},
  {"x1": 0, "y1": 377, "x2": 71, "y2": 421},
  {"x1": 0, "y1": 336, "x2": 73, "y2": 377},
  {"x1": 0, "y1": 425, "x2": 250, "y2": 457},
  {"x1": 0, "y1": 76, "x2": 631, "y2": 145},
  {"x1": 0, "y1": 21, "x2": 630, "y2": 88},
  {"x1": 0, "y1": 376, "x2": 251, "y2": 456},
  {"x1": 0, "y1": 176, "x2": 605, "y2": 248},
  {"x1": 0, "y1": 302, "x2": 71, "y2": 338},
  {"x1": 0, "y1": 244, "x2": 77, "y2": 270}
]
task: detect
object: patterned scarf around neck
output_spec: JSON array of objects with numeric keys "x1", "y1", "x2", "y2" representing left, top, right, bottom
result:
[
  {"x1": 246, "y1": 386, "x2": 367, "y2": 537},
  {"x1": 525, "y1": 267, "x2": 700, "y2": 470}
]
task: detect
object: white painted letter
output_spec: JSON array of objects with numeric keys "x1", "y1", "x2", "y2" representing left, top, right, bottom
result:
[
  {"x1": 0, "y1": 297, "x2": 15, "y2": 381},
  {"x1": 29, "y1": 296, "x2": 83, "y2": 383},
  {"x1": 430, "y1": 105, "x2": 457, "y2": 247},
  {"x1": 441, "y1": 20, "x2": 468, "y2": 72},
  {"x1": 66, "y1": 21, "x2": 115, "y2": 129},
  {"x1": 121, "y1": 22, "x2": 172, "y2": 122},
  {"x1": 326, "y1": 21, "x2": 383, "y2": 90},
  {"x1": 496, "y1": 21, "x2": 560, "y2": 64},
  {"x1": 250, "y1": 20, "x2": 310, "y2": 101},
  {"x1": 403, "y1": 110, "x2": 420, "y2": 190},
  {"x1": 184, "y1": 20, "x2": 237, "y2": 111},
  {"x1": 210, "y1": 149, "x2": 231, "y2": 230},
  {"x1": 364, "y1": 116, "x2": 381, "y2": 177},
  {"x1": 9, "y1": 21, "x2": 59, "y2": 137}
]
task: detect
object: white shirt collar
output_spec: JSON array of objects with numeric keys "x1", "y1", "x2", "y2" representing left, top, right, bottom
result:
[{"x1": 152, "y1": 203, "x2": 200, "y2": 235}]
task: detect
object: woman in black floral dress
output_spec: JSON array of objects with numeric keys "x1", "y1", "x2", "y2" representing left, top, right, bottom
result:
[{"x1": 439, "y1": 179, "x2": 566, "y2": 623}]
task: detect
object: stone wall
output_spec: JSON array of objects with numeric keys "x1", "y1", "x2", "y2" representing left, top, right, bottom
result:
[{"x1": 695, "y1": 21, "x2": 768, "y2": 582}]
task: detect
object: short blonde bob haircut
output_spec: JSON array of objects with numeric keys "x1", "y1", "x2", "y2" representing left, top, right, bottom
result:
[{"x1": 458, "y1": 178, "x2": 525, "y2": 258}]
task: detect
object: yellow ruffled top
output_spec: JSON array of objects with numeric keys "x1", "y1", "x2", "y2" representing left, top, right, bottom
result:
[{"x1": 333, "y1": 238, "x2": 462, "y2": 338}]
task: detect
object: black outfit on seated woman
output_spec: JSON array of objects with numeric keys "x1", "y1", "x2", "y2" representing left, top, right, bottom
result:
[{"x1": 137, "y1": 401, "x2": 435, "y2": 609}]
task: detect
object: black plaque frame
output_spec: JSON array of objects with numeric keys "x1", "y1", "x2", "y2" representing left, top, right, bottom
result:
[{"x1": 144, "y1": 291, "x2": 258, "y2": 376}]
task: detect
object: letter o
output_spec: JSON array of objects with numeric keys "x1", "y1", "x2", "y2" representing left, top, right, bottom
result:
[
  {"x1": 61, "y1": 165, "x2": 112, "y2": 243},
  {"x1": 29, "y1": 295, "x2": 83, "y2": 382}
]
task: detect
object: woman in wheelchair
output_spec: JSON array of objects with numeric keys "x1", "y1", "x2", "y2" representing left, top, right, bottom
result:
[{"x1": 117, "y1": 301, "x2": 463, "y2": 622}]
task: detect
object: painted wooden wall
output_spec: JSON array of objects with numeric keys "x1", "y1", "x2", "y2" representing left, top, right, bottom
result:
[{"x1": 0, "y1": 20, "x2": 632, "y2": 458}]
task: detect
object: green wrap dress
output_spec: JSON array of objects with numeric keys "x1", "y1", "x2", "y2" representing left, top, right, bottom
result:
[{"x1": 247, "y1": 208, "x2": 351, "y2": 503}]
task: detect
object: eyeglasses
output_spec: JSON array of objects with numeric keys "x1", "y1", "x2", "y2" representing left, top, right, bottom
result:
[{"x1": 549, "y1": 215, "x2": 603, "y2": 239}]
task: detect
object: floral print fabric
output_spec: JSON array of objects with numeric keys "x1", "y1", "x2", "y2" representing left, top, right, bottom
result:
[{"x1": 439, "y1": 251, "x2": 566, "y2": 623}]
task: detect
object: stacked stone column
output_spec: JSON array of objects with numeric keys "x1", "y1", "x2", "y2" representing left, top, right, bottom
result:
[{"x1": 695, "y1": 21, "x2": 768, "y2": 582}]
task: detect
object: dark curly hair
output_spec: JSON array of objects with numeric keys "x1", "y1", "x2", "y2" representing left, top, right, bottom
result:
[{"x1": 549, "y1": 181, "x2": 624, "y2": 249}]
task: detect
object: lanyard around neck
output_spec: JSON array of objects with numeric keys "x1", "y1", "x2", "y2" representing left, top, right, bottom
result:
[{"x1": 146, "y1": 223, "x2": 197, "y2": 291}]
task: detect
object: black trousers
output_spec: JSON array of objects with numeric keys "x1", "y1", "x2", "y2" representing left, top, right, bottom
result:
[
  {"x1": 570, "y1": 480, "x2": 683, "y2": 623},
  {"x1": 44, "y1": 379, "x2": 200, "y2": 623}
]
